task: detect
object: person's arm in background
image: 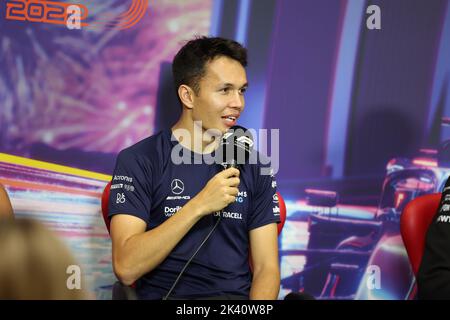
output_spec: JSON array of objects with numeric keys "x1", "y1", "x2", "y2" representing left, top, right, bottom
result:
[
  {"x1": 417, "y1": 177, "x2": 450, "y2": 299},
  {"x1": 249, "y1": 223, "x2": 280, "y2": 299},
  {"x1": 0, "y1": 184, "x2": 14, "y2": 218}
]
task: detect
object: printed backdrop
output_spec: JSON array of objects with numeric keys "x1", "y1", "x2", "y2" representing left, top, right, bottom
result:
[{"x1": 1, "y1": 0, "x2": 450, "y2": 299}]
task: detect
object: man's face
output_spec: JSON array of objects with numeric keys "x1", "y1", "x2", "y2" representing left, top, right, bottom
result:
[{"x1": 191, "y1": 56, "x2": 248, "y2": 135}]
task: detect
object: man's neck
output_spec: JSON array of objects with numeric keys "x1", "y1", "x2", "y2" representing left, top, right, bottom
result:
[{"x1": 171, "y1": 118, "x2": 221, "y2": 154}]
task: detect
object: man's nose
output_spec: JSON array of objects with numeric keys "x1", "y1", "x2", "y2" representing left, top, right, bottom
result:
[{"x1": 229, "y1": 91, "x2": 244, "y2": 110}]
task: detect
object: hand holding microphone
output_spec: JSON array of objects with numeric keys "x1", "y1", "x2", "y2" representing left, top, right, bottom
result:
[
  {"x1": 190, "y1": 125, "x2": 253, "y2": 216},
  {"x1": 192, "y1": 167, "x2": 240, "y2": 216}
]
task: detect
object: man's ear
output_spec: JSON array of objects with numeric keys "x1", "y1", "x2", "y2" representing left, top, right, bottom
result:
[{"x1": 178, "y1": 85, "x2": 195, "y2": 110}]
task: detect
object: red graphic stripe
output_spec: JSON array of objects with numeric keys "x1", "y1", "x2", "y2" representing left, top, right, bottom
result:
[
  {"x1": 114, "y1": 0, "x2": 147, "y2": 29},
  {"x1": 119, "y1": 0, "x2": 148, "y2": 29}
]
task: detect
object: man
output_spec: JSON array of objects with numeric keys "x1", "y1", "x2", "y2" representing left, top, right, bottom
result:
[
  {"x1": 108, "y1": 37, "x2": 280, "y2": 300},
  {"x1": 417, "y1": 177, "x2": 450, "y2": 299},
  {"x1": 0, "y1": 184, "x2": 14, "y2": 218}
]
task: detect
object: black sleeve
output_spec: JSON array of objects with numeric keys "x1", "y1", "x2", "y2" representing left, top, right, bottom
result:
[
  {"x1": 417, "y1": 176, "x2": 450, "y2": 299},
  {"x1": 248, "y1": 164, "x2": 281, "y2": 231},
  {"x1": 108, "y1": 150, "x2": 152, "y2": 224}
]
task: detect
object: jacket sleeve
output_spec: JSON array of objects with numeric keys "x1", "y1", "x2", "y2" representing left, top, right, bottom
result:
[{"x1": 417, "y1": 176, "x2": 450, "y2": 299}]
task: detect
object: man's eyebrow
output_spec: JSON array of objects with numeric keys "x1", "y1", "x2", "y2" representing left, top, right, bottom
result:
[{"x1": 221, "y1": 82, "x2": 249, "y2": 88}]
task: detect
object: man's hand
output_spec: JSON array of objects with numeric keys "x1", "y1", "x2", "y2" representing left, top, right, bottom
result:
[{"x1": 191, "y1": 167, "x2": 240, "y2": 216}]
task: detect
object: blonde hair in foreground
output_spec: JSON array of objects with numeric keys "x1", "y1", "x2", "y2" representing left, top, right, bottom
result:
[
  {"x1": 0, "y1": 218, "x2": 85, "y2": 299},
  {"x1": 0, "y1": 184, "x2": 14, "y2": 218}
]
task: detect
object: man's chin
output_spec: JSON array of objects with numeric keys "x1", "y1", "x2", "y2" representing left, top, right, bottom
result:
[{"x1": 204, "y1": 126, "x2": 227, "y2": 137}]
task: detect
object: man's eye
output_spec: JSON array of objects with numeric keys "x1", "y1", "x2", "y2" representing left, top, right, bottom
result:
[
  {"x1": 220, "y1": 88, "x2": 230, "y2": 94},
  {"x1": 239, "y1": 88, "x2": 247, "y2": 94}
]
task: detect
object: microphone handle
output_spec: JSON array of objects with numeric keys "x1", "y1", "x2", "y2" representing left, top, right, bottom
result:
[
  {"x1": 223, "y1": 159, "x2": 238, "y2": 170},
  {"x1": 217, "y1": 161, "x2": 239, "y2": 216}
]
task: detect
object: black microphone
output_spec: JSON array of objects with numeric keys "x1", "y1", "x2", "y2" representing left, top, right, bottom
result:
[{"x1": 217, "y1": 125, "x2": 254, "y2": 169}]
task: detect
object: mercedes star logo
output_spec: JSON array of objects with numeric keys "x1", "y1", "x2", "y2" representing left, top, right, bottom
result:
[{"x1": 171, "y1": 179, "x2": 184, "y2": 195}]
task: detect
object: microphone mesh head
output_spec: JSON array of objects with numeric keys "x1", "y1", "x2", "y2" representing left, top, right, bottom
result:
[{"x1": 216, "y1": 126, "x2": 254, "y2": 168}]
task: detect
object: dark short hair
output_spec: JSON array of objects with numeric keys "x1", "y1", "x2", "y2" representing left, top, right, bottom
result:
[{"x1": 172, "y1": 36, "x2": 247, "y2": 98}]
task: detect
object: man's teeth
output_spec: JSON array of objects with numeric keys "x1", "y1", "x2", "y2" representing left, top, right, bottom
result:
[{"x1": 226, "y1": 116, "x2": 236, "y2": 121}]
